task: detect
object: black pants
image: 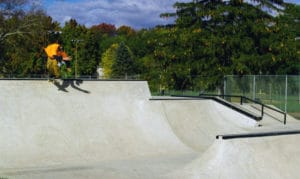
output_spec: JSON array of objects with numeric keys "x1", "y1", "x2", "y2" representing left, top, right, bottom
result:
[{"x1": 53, "y1": 55, "x2": 62, "y2": 63}]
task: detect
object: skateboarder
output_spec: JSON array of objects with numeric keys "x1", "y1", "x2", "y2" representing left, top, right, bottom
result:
[{"x1": 44, "y1": 43, "x2": 72, "y2": 78}]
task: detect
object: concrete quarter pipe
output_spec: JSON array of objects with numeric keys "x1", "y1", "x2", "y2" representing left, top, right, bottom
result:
[{"x1": 0, "y1": 79, "x2": 300, "y2": 179}]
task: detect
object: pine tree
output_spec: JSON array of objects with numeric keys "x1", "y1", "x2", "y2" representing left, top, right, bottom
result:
[{"x1": 111, "y1": 42, "x2": 135, "y2": 79}]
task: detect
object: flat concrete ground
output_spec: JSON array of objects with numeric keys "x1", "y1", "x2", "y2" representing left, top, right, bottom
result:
[{"x1": 0, "y1": 80, "x2": 300, "y2": 179}]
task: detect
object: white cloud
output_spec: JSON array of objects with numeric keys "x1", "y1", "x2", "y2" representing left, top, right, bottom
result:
[
  {"x1": 46, "y1": 0, "x2": 299, "y2": 29},
  {"x1": 46, "y1": 0, "x2": 189, "y2": 29}
]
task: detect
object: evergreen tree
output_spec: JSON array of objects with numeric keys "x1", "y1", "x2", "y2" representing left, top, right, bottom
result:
[{"x1": 111, "y1": 42, "x2": 135, "y2": 78}]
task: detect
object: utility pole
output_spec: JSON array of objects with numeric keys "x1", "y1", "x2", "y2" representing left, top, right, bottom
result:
[{"x1": 71, "y1": 39, "x2": 83, "y2": 78}]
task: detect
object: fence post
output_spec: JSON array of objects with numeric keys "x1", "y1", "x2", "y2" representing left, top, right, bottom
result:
[
  {"x1": 285, "y1": 75, "x2": 288, "y2": 113},
  {"x1": 223, "y1": 76, "x2": 227, "y2": 96},
  {"x1": 284, "y1": 113, "x2": 287, "y2": 125},
  {"x1": 253, "y1": 75, "x2": 256, "y2": 100}
]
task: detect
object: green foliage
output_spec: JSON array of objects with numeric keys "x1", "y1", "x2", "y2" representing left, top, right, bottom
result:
[
  {"x1": 117, "y1": 25, "x2": 136, "y2": 36},
  {"x1": 111, "y1": 42, "x2": 135, "y2": 78},
  {"x1": 78, "y1": 31, "x2": 100, "y2": 76},
  {"x1": 101, "y1": 43, "x2": 119, "y2": 78},
  {"x1": 156, "y1": 0, "x2": 299, "y2": 91},
  {"x1": 0, "y1": 0, "x2": 298, "y2": 94},
  {"x1": 0, "y1": 0, "x2": 57, "y2": 76},
  {"x1": 60, "y1": 19, "x2": 88, "y2": 77}
]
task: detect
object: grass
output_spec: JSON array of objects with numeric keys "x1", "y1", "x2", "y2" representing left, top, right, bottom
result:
[{"x1": 151, "y1": 89, "x2": 300, "y2": 119}]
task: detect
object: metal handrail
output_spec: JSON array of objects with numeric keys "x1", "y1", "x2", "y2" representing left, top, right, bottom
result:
[
  {"x1": 200, "y1": 94, "x2": 287, "y2": 125},
  {"x1": 172, "y1": 94, "x2": 262, "y2": 121}
]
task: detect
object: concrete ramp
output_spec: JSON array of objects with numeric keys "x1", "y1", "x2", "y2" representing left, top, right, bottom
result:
[
  {"x1": 0, "y1": 79, "x2": 300, "y2": 178},
  {"x1": 166, "y1": 134, "x2": 300, "y2": 179},
  {"x1": 154, "y1": 99, "x2": 257, "y2": 151},
  {"x1": 0, "y1": 80, "x2": 194, "y2": 174}
]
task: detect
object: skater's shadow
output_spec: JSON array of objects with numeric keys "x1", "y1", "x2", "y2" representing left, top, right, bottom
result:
[{"x1": 53, "y1": 79, "x2": 90, "y2": 94}]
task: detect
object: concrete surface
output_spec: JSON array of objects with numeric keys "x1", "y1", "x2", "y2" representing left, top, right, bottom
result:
[{"x1": 0, "y1": 79, "x2": 299, "y2": 179}]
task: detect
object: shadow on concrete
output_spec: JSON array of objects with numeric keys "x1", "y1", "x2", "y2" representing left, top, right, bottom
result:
[{"x1": 53, "y1": 79, "x2": 90, "y2": 94}]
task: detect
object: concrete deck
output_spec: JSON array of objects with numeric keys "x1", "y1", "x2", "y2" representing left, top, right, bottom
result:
[{"x1": 0, "y1": 79, "x2": 299, "y2": 178}]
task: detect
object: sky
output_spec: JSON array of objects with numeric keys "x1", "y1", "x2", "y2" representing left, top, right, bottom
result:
[{"x1": 42, "y1": 0, "x2": 300, "y2": 29}]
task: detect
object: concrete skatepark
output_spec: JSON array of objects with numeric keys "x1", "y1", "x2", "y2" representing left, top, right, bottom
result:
[{"x1": 1, "y1": 79, "x2": 300, "y2": 179}]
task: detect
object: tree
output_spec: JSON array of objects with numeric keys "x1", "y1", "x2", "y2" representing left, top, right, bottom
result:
[
  {"x1": 0, "y1": 0, "x2": 58, "y2": 76},
  {"x1": 270, "y1": 4, "x2": 300, "y2": 74},
  {"x1": 61, "y1": 19, "x2": 88, "y2": 77},
  {"x1": 157, "y1": 0, "x2": 298, "y2": 92},
  {"x1": 111, "y1": 42, "x2": 135, "y2": 78},
  {"x1": 78, "y1": 31, "x2": 100, "y2": 76},
  {"x1": 0, "y1": 0, "x2": 44, "y2": 43},
  {"x1": 101, "y1": 43, "x2": 119, "y2": 78},
  {"x1": 90, "y1": 23, "x2": 116, "y2": 36},
  {"x1": 117, "y1": 25, "x2": 135, "y2": 36}
]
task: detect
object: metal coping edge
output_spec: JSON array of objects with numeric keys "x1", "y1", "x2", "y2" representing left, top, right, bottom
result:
[
  {"x1": 0, "y1": 78, "x2": 146, "y2": 82},
  {"x1": 216, "y1": 130, "x2": 300, "y2": 140}
]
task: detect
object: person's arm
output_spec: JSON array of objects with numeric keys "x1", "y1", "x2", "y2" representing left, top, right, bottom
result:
[{"x1": 61, "y1": 51, "x2": 72, "y2": 61}]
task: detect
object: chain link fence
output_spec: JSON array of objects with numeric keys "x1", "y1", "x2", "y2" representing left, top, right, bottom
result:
[
  {"x1": 150, "y1": 74, "x2": 300, "y2": 119},
  {"x1": 225, "y1": 75, "x2": 300, "y2": 119}
]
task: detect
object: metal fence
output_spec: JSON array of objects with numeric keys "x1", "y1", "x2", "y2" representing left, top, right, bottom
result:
[
  {"x1": 151, "y1": 74, "x2": 300, "y2": 119},
  {"x1": 225, "y1": 75, "x2": 300, "y2": 119}
]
